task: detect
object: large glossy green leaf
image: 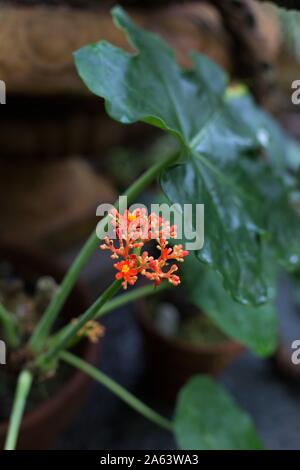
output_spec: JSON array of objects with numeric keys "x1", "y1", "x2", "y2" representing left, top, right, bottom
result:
[
  {"x1": 174, "y1": 376, "x2": 263, "y2": 450},
  {"x1": 229, "y1": 97, "x2": 300, "y2": 269},
  {"x1": 227, "y1": 94, "x2": 300, "y2": 181},
  {"x1": 161, "y1": 157, "x2": 267, "y2": 305},
  {"x1": 228, "y1": 157, "x2": 300, "y2": 271},
  {"x1": 74, "y1": 7, "x2": 269, "y2": 305},
  {"x1": 75, "y1": 6, "x2": 300, "y2": 305},
  {"x1": 75, "y1": 9, "x2": 220, "y2": 142}
]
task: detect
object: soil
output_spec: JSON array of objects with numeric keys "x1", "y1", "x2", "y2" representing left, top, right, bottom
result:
[{"x1": 177, "y1": 314, "x2": 228, "y2": 345}]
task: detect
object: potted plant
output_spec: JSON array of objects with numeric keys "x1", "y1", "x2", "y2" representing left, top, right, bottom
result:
[
  {"x1": 135, "y1": 289, "x2": 243, "y2": 403},
  {"x1": 0, "y1": 243, "x2": 99, "y2": 449},
  {"x1": 1, "y1": 5, "x2": 300, "y2": 451}
]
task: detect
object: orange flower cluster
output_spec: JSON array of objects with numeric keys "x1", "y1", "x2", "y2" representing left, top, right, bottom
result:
[{"x1": 100, "y1": 208, "x2": 188, "y2": 289}]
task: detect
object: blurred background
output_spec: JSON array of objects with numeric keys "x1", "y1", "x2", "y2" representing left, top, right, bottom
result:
[{"x1": 0, "y1": 0, "x2": 300, "y2": 449}]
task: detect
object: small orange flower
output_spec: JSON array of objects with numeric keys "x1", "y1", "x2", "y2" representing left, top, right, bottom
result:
[
  {"x1": 100, "y1": 209, "x2": 189, "y2": 289},
  {"x1": 114, "y1": 256, "x2": 139, "y2": 289},
  {"x1": 72, "y1": 319, "x2": 105, "y2": 343}
]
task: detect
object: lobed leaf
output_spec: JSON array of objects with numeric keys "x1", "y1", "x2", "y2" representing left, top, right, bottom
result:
[{"x1": 74, "y1": 6, "x2": 300, "y2": 305}]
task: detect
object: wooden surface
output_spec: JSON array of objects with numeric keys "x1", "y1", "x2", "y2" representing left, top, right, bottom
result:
[
  {"x1": 0, "y1": 1, "x2": 281, "y2": 95},
  {"x1": 0, "y1": 3, "x2": 232, "y2": 95},
  {"x1": 0, "y1": 157, "x2": 117, "y2": 248}
]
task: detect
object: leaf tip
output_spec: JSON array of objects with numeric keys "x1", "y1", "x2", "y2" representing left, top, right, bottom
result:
[{"x1": 111, "y1": 5, "x2": 130, "y2": 30}]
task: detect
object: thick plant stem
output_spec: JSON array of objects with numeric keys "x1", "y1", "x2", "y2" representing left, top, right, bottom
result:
[
  {"x1": 48, "y1": 282, "x2": 170, "y2": 348},
  {"x1": 61, "y1": 350, "x2": 173, "y2": 432},
  {"x1": 0, "y1": 303, "x2": 19, "y2": 348},
  {"x1": 4, "y1": 370, "x2": 33, "y2": 450},
  {"x1": 29, "y1": 149, "x2": 179, "y2": 353},
  {"x1": 35, "y1": 280, "x2": 121, "y2": 368}
]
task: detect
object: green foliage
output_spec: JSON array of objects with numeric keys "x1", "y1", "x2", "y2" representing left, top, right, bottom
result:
[
  {"x1": 174, "y1": 376, "x2": 263, "y2": 450},
  {"x1": 75, "y1": 7, "x2": 300, "y2": 307},
  {"x1": 182, "y1": 255, "x2": 278, "y2": 357}
]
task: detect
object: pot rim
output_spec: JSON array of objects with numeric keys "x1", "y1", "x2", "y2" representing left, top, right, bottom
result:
[{"x1": 135, "y1": 298, "x2": 243, "y2": 356}]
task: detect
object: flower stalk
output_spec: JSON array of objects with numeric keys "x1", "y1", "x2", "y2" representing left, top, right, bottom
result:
[
  {"x1": 35, "y1": 280, "x2": 121, "y2": 368},
  {"x1": 61, "y1": 350, "x2": 173, "y2": 432},
  {"x1": 29, "y1": 149, "x2": 179, "y2": 354},
  {"x1": 48, "y1": 282, "x2": 170, "y2": 349}
]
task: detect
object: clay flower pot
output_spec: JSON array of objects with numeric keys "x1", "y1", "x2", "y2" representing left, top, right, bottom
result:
[
  {"x1": 136, "y1": 296, "x2": 243, "y2": 403},
  {"x1": 0, "y1": 242, "x2": 99, "y2": 450}
]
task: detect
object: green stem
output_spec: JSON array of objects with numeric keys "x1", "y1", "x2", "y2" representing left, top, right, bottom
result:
[
  {"x1": 61, "y1": 350, "x2": 173, "y2": 432},
  {"x1": 29, "y1": 149, "x2": 179, "y2": 353},
  {"x1": 0, "y1": 303, "x2": 19, "y2": 348},
  {"x1": 35, "y1": 280, "x2": 121, "y2": 368},
  {"x1": 4, "y1": 370, "x2": 33, "y2": 450},
  {"x1": 49, "y1": 282, "x2": 170, "y2": 348}
]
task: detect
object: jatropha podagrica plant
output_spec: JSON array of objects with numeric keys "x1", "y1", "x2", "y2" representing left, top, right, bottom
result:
[
  {"x1": 2, "y1": 5, "x2": 300, "y2": 451},
  {"x1": 100, "y1": 208, "x2": 188, "y2": 289}
]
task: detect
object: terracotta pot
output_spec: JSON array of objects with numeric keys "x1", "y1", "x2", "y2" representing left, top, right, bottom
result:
[
  {"x1": 0, "y1": 242, "x2": 99, "y2": 449},
  {"x1": 136, "y1": 297, "x2": 243, "y2": 402}
]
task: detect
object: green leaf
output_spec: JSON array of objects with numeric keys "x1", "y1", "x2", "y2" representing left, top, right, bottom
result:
[
  {"x1": 174, "y1": 376, "x2": 263, "y2": 450},
  {"x1": 74, "y1": 6, "x2": 300, "y2": 305},
  {"x1": 227, "y1": 94, "x2": 300, "y2": 182},
  {"x1": 229, "y1": 157, "x2": 300, "y2": 271},
  {"x1": 75, "y1": 7, "x2": 218, "y2": 142},
  {"x1": 182, "y1": 253, "x2": 278, "y2": 357},
  {"x1": 269, "y1": 4, "x2": 300, "y2": 62},
  {"x1": 161, "y1": 157, "x2": 268, "y2": 305},
  {"x1": 182, "y1": 255, "x2": 278, "y2": 357},
  {"x1": 74, "y1": 7, "x2": 268, "y2": 305}
]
